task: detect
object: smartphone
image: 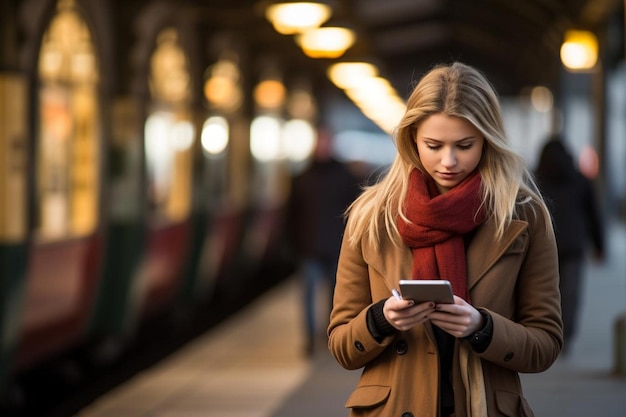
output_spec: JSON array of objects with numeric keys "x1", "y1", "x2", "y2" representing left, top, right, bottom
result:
[{"x1": 398, "y1": 280, "x2": 454, "y2": 304}]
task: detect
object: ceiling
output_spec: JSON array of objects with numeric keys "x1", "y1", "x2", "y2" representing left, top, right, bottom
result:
[
  {"x1": 183, "y1": 0, "x2": 623, "y2": 98},
  {"x1": 342, "y1": 0, "x2": 624, "y2": 94}
]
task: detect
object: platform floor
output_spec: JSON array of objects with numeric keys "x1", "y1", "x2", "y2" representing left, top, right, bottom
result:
[{"x1": 77, "y1": 221, "x2": 626, "y2": 417}]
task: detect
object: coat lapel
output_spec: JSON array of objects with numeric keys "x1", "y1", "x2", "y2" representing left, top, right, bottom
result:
[
  {"x1": 466, "y1": 218, "x2": 528, "y2": 289},
  {"x1": 362, "y1": 233, "x2": 413, "y2": 291}
]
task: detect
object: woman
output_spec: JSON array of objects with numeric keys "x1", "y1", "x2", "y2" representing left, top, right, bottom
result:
[{"x1": 327, "y1": 62, "x2": 563, "y2": 417}]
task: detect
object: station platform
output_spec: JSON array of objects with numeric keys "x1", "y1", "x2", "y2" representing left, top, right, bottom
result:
[{"x1": 77, "y1": 221, "x2": 626, "y2": 417}]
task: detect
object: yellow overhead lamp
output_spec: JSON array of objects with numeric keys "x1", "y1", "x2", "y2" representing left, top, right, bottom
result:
[
  {"x1": 560, "y1": 30, "x2": 598, "y2": 71},
  {"x1": 327, "y1": 62, "x2": 406, "y2": 135},
  {"x1": 327, "y1": 62, "x2": 379, "y2": 89},
  {"x1": 296, "y1": 26, "x2": 355, "y2": 58},
  {"x1": 264, "y1": 2, "x2": 332, "y2": 35},
  {"x1": 344, "y1": 76, "x2": 395, "y2": 105}
]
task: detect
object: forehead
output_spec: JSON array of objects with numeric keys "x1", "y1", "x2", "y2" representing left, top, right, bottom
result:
[{"x1": 417, "y1": 114, "x2": 481, "y2": 140}]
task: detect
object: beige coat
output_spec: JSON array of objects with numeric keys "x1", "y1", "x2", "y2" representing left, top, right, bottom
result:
[{"x1": 328, "y1": 203, "x2": 563, "y2": 417}]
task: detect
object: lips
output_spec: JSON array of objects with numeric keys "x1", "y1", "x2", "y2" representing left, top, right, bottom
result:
[{"x1": 437, "y1": 172, "x2": 460, "y2": 180}]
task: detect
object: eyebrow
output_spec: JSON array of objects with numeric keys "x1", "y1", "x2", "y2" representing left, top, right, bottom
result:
[{"x1": 421, "y1": 136, "x2": 477, "y2": 142}]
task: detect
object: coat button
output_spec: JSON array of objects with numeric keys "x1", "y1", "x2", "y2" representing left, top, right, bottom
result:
[
  {"x1": 504, "y1": 352, "x2": 514, "y2": 362},
  {"x1": 401, "y1": 412, "x2": 414, "y2": 417},
  {"x1": 354, "y1": 341, "x2": 365, "y2": 351},
  {"x1": 395, "y1": 340, "x2": 408, "y2": 355}
]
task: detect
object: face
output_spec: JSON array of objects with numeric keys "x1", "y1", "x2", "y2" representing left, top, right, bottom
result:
[{"x1": 415, "y1": 113, "x2": 484, "y2": 194}]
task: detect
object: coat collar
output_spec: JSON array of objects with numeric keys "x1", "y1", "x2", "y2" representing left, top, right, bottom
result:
[
  {"x1": 362, "y1": 217, "x2": 528, "y2": 292},
  {"x1": 466, "y1": 218, "x2": 527, "y2": 289}
]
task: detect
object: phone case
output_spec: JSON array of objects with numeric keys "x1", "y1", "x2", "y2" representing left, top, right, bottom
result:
[{"x1": 398, "y1": 279, "x2": 454, "y2": 304}]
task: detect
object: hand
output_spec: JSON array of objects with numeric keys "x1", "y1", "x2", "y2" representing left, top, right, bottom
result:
[
  {"x1": 427, "y1": 296, "x2": 484, "y2": 338},
  {"x1": 383, "y1": 297, "x2": 436, "y2": 331}
]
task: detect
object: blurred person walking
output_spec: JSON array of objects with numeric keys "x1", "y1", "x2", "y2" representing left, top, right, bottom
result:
[
  {"x1": 288, "y1": 127, "x2": 361, "y2": 356},
  {"x1": 535, "y1": 136, "x2": 605, "y2": 353}
]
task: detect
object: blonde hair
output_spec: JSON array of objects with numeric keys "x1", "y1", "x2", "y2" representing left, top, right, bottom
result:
[{"x1": 346, "y1": 62, "x2": 550, "y2": 248}]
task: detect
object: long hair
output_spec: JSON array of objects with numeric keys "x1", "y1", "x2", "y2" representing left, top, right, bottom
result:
[{"x1": 345, "y1": 62, "x2": 550, "y2": 248}]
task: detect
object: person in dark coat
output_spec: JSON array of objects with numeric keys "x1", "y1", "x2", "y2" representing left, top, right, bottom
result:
[
  {"x1": 535, "y1": 136, "x2": 605, "y2": 352},
  {"x1": 288, "y1": 127, "x2": 362, "y2": 356}
]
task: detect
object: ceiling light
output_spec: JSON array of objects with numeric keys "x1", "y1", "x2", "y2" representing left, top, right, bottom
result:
[
  {"x1": 264, "y1": 2, "x2": 332, "y2": 35},
  {"x1": 296, "y1": 26, "x2": 355, "y2": 58},
  {"x1": 327, "y1": 62, "x2": 379, "y2": 89},
  {"x1": 560, "y1": 30, "x2": 598, "y2": 71}
]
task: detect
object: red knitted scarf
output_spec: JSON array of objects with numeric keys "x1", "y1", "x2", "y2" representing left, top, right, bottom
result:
[{"x1": 398, "y1": 169, "x2": 485, "y2": 302}]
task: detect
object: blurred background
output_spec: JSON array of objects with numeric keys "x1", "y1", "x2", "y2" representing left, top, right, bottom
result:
[{"x1": 0, "y1": 0, "x2": 625, "y2": 416}]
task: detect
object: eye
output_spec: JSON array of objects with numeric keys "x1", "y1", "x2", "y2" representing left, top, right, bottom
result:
[
  {"x1": 425, "y1": 143, "x2": 441, "y2": 150},
  {"x1": 458, "y1": 143, "x2": 473, "y2": 150}
]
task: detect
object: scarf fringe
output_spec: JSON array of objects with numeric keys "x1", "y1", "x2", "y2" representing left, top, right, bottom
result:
[{"x1": 459, "y1": 342, "x2": 488, "y2": 417}]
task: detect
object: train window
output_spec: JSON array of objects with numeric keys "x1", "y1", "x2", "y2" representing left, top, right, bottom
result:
[
  {"x1": 202, "y1": 50, "x2": 247, "y2": 210},
  {"x1": 146, "y1": 28, "x2": 194, "y2": 222},
  {"x1": 0, "y1": 75, "x2": 28, "y2": 242},
  {"x1": 36, "y1": 0, "x2": 101, "y2": 241},
  {"x1": 204, "y1": 57, "x2": 243, "y2": 113}
]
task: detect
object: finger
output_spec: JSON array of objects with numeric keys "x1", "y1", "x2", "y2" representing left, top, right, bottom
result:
[
  {"x1": 429, "y1": 312, "x2": 473, "y2": 330},
  {"x1": 428, "y1": 311, "x2": 459, "y2": 323},
  {"x1": 433, "y1": 303, "x2": 462, "y2": 314},
  {"x1": 430, "y1": 320, "x2": 466, "y2": 336},
  {"x1": 391, "y1": 309, "x2": 433, "y2": 330},
  {"x1": 387, "y1": 298, "x2": 415, "y2": 310}
]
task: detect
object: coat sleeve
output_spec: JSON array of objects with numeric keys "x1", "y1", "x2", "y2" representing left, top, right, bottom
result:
[
  {"x1": 327, "y1": 219, "x2": 396, "y2": 370},
  {"x1": 479, "y1": 203, "x2": 564, "y2": 373}
]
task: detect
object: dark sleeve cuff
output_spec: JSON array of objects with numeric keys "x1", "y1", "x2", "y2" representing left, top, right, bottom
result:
[
  {"x1": 463, "y1": 309, "x2": 493, "y2": 353},
  {"x1": 366, "y1": 299, "x2": 396, "y2": 342}
]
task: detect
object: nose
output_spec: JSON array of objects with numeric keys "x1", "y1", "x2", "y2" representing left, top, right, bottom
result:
[{"x1": 441, "y1": 148, "x2": 457, "y2": 167}]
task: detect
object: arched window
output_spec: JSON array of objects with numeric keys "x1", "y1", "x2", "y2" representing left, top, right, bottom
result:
[
  {"x1": 37, "y1": 0, "x2": 101, "y2": 240},
  {"x1": 145, "y1": 28, "x2": 194, "y2": 222}
]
